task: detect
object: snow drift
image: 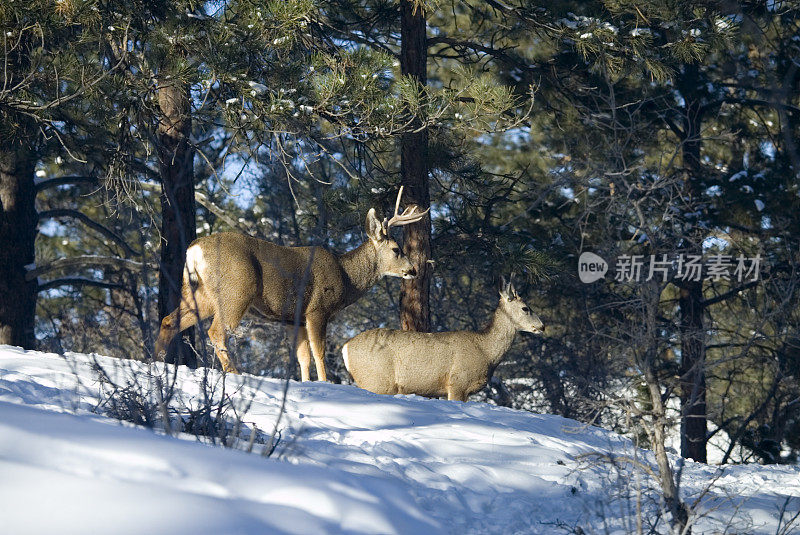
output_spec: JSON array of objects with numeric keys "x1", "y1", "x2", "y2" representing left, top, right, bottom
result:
[{"x1": 0, "y1": 346, "x2": 798, "y2": 534}]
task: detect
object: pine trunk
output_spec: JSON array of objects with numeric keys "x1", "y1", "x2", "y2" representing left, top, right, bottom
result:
[
  {"x1": 0, "y1": 139, "x2": 37, "y2": 348},
  {"x1": 399, "y1": 0, "x2": 431, "y2": 333},
  {"x1": 677, "y1": 64, "x2": 707, "y2": 463},
  {"x1": 679, "y1": 280, "x2": 707, "y2": 463},
  {"x1": 157, "y1": 80, "x2": 197, "y2": 368}
]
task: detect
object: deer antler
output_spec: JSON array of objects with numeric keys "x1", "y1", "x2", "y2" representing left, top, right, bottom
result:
[{"x1": 382, "y1": 186, "x2": 430, "y2": 232}]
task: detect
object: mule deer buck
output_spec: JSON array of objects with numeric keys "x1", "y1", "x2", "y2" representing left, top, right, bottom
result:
[
  {"x1": 341, "y1": 278, "x2": 543, "y2": 401},
  {"x1": 155, "y1": 188, "x2": 428, "y2": 379}
]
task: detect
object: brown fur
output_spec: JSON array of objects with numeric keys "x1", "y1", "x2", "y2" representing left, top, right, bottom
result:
[
  {"x1": 155, "y1": 206, "x2": 422, "y2": 378},
  {"x1": 343, "y1": 284, "x2": 544, "y2": 401}
]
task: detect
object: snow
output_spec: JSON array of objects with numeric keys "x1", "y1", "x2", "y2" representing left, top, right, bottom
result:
[
  {"x1": 246, "y1": 82, "x2": 267, "y2": 94},
  {"x1": 1, "y1": 346, "x2": 799, "y2": 534},
  {"x1": 729, "y1": 170, "x2": 747, "y2": 182}
]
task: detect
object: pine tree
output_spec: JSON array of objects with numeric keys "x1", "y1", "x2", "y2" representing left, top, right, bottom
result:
[
  {"x1": 0, "y1": 0, "x2": 122, "y2": 348},
  {"x1": 399, "y1": 0, "x2": 432, "y2": 332}
]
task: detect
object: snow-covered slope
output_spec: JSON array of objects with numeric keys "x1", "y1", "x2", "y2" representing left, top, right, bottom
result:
[{"x1": 1, "y1": 346, "x2": 798, "y2": 534}]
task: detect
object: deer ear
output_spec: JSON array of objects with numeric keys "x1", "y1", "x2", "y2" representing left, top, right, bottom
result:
[
  {"x1": 508, "y1": 273, "x2": 519, "y2": 297},
  {"x1": 365, "y1": 208, "x2": 384, "y2": 242},
  {"x1": 499, "y1": 276, "x2": 510, "y2": 300}
]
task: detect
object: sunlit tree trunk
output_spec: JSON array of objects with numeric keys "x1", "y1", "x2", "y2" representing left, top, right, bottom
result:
[
  {"x1": 157, "y1": 79, "x2": 197, "y2": 368},
  {"x1": 399, "y1": 0, "x2": 432, "y2": 332}
]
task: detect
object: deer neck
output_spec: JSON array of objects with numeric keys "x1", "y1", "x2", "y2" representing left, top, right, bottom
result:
[
  {"x1": 338, "y1": 240, "x2": 381, "y2": 306},
  {"x1": 479, "y1": 304, "x2": 518, "y2": 366}
]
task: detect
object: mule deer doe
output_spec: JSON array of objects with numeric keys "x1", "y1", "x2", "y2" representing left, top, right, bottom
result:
[
  {"x1": 341, "y1": 278, "x2": 543, "y2": 401},
  {"x1": 155, "y1": 188, "x2": 428, "y2": 379}
]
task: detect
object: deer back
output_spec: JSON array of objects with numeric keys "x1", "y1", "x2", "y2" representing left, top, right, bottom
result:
[
  {"x1": 191, "y1": 232, "x2": 349, "y2": 323},
  {"x1": 343, "y1": 327, "x2": 491, "y2": 397}
]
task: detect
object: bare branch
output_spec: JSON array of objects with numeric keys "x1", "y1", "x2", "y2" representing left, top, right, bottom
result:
[
  {"x1": 37, "y1": 277, "x2": 126, "y2": 293},
  {"x1": 137, "y1": 181, "x2": 260, "y2": 237},
  {"x1": 35, "y1": 175, "x2": 99, "y2": 193},
  {"x1": 701, "y1": 280, "x2": 761, "y2": 308},
  {"x1": 38, "y1": 209, "x2": 140, "y2": 257},
  {"x1": 26, "y1": 255, "x2": 155, "y2": 281}
]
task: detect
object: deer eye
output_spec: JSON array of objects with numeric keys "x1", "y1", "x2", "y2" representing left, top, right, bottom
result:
[
  {"x1": 521, "y1": 307, "x2": 531, "y2": 314},
  {"x1": 392, "y1": 247, "x2": 401, "y2": 255}
]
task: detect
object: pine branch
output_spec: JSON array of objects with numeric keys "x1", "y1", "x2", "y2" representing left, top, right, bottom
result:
[
  {"x1": 482, "y1": 0, "x2": 561, "y2": 33},
  {"x1": 427, "y1": 36, "x2": 525, "y2": 68},
  {"x1": 26, "y1": 255, "x2": 155, "y2": 281},
  {"x1": 35, "y1": 175, "x2": 99, "y2": 192},
  {"x1": 137, "y1": 181, "x2": 261, "y2": 237},
  {"x1": 38, "y1": 209, "x2": 140, "y2": 257},
  {"x1": 36, "y1": 277, "x2": 127, "y2": 293},
  {"x1": 701, "y1": 279, "x2": 761, "y2": 307}
]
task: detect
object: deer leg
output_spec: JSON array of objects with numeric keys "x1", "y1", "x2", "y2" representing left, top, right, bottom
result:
[
  {"x1": 206, "y1": 290, "x2": 256, "y2": 375},
  {"x1": 290, "y1": 325, "x2": 312, "y2": 381},
  {"x1": 447, "y1": 388, "x2": 468, "y2": 402},
  {"x1": 306, "y1": 317, "x2": 328, "y2": 382},
  {"x1": 208, "y1": 318, "x2": 239, "y2": 374}
]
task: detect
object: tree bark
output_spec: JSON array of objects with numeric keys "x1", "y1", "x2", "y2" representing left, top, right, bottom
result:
[
  {"x1": 679, "y1": 280, "x2": 707, "y2": 463},
  {"x1": 0, "y1": 137, "x2": 37, "y2": 348},
  {"x1": 645, "y1": 369, "x2": 690, "y2": 533},
  {"x1": 675, "y1": 63, "x2": 708, "y2": 463},
  {"x1": 677, "y1": 254, "x2": 708, "y2": 467},
  {"x1": 156, "y1": 79, "x2": 197, "y2": 368},
  {"x1": 641, "y1": 284, "x2": 690, "y2": 533},
  {"x1": 399, "y1": 0, "x2": 432, "y2": 332}
]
